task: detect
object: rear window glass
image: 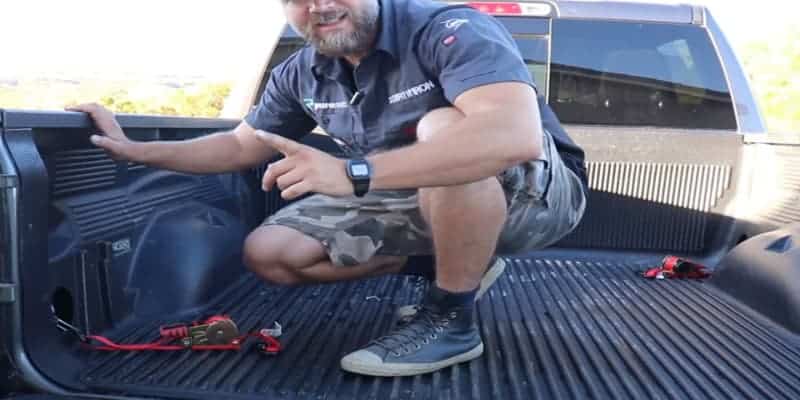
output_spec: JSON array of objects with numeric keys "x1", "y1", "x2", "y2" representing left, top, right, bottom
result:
[
  {"x1": 549, "y1": 19, "x2": 737, "y2": 129},
  {"x1": 514, "y1": 37, "x2": 549, "y2": 92}
]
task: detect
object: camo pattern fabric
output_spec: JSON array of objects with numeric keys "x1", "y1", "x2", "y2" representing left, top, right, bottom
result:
[{"x1": 262, "y1": 129, "x2": 586, "y2": 267}]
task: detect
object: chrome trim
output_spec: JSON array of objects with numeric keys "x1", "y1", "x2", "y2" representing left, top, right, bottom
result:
[
  {"x1": 703, "y1": 7, "x2": 741, "y2": 133},
  {"x1": 691, "y1": 5, "x2": 704, "y2": 25},
  {"x1": 537, "y1": 0, "x2": 560, "y2": 17},
  {"x1": 547, "y1": 0, "x2": 560, "y2": 17}
]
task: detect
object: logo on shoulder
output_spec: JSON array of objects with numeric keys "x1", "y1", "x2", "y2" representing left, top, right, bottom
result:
[
  {"x1": 388, "y1": 80, "x2": 437, "y2": 104},
  {"x1": 442, "y1": 18, "x2": 469, "y2": 31}
]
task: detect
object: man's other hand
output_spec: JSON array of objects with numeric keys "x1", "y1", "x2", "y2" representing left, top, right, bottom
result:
[
  {"x1": 67, "y1": 103, "x2": 137, "y2": 161},
  {"x1": 255, "y1": 131, "x2": 351, "y2": 200}
]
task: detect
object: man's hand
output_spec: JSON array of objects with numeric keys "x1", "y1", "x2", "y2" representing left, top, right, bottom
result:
[
  {"x1": 255, "y1": 131, "x2": 352, "y2": 200},
  {"x1": 66, "y1": 103, "x2": 137, "y2": 161}
]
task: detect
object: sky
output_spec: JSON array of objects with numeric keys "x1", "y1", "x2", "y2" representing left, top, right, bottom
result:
[
  {"x1": 1, "y1": 0, "x2": 286, "y2": 79},
  {"x1": 0, "y1": 0, "x2": 796, "y2": 80}
]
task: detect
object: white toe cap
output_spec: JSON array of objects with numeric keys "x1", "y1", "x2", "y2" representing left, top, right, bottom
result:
[{"x1": 341, "y1": 349, "x2": 382, "y2": 372}]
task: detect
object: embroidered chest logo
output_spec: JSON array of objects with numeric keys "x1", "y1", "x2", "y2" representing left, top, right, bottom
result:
[
  {"x1": 388, "y1": 80, "x2": 437, "y2": 104},
  {"x1": 303, "y1": 98, "x2": 348, "y2": 112}
]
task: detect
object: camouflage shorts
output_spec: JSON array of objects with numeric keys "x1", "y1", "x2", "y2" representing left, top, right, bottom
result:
[{"x1": 262, "y1": 129, "x2": 586, "y2": 267}]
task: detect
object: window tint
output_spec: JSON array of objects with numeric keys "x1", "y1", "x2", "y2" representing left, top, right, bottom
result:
[
  {"x1": 549, "y1": 19, "x2": 737, "y2": 129},
  {"x1": 500, "y1": 17, "x2": 549, "y2": 35},
  {"x1": 514, "y1": 37, "x2": 549, "y2": 93}
]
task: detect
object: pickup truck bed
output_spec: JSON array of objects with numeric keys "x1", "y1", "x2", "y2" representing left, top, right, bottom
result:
[
  {"x1": 80, "y1": 253, "x2": 800, "y2": 400},
  {"x1": 3, "y1": 109, "x2": 800, "y2": 399}
]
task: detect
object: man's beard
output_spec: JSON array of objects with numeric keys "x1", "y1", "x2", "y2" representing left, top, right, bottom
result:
[{"x1": 299, "y1": 1, "x2": 379, "y2": 57}]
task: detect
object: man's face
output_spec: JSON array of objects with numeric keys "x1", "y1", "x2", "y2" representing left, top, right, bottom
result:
[{"x1": 284, "y1": 0, "x2": 380, "y2": 57}]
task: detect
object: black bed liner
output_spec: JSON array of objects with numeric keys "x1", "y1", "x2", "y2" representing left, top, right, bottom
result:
[{"x1": 81, "y1": 254, "x2": 800, "y2": 399}]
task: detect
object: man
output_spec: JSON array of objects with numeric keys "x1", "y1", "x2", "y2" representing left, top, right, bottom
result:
[{"x1": 70, "y1": 0, "x2": 587, "y2": 377}]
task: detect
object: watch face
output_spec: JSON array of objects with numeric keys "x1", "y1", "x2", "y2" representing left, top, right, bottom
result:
[{"x1": 351, "y1": 163, "x2": 369, "y2": 177}]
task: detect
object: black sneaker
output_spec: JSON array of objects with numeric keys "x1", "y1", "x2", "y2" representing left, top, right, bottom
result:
[
  {"x1": 395, "y1": 258, "x2": 506, "y2": 322},
  {"x1": 340, "y1": 304, "x2": 483, "y2": 376}
]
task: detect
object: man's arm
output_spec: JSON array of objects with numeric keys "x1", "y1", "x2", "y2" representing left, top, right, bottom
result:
[
  {"x1": 69, "y1": 103, "x2": 278, "y2": 174},
  {"x1": 367, "y1": 81, "x2": 543, "y2": 190},
  {"x1": 134, "y1": 121, "x2": 279, "y2": 173},
  {"x1": 254, "y1": 82, "x2": 543, "y2": 200},
  {"x1": 365, "y1": 6, "x2": 544, "y2": 190}
]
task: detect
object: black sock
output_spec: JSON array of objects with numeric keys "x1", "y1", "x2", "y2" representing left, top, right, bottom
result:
[
  {"x1": 425, "y1": 284, "x2": 477, "y2": 311},
  {"x1": 400, "y1": 255, "x2": 436, "y2": 281}
]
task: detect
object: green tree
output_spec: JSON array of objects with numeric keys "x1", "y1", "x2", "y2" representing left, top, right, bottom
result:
[
  {"x1": 742, "y1": 28, "x2": 800, "y2": 135},
  {"x1": 63, "y1": 82, "x2": 233, "y2": 118}
]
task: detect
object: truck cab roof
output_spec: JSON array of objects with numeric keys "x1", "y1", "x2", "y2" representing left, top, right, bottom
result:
[
  {"x1": 279, "y1": 0, "x2": 705, "y2": 38},
  {"x1": 444, "y1": 0, "x2": 701, "y2": 22}
]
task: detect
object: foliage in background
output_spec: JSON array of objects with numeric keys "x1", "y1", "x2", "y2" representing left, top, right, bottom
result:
[
  {"x1": 92, "y1": 83, "x2": 232, "y2": 117},
  {"x1": 0, "y1": 80, "x2": 232, "y2": 118},
  {"x1": 1, "y1": 28, "x2": 798, "y2": 132},
  {"x1": 740, "y1": 27, "x2": 800, "y2": 134}
]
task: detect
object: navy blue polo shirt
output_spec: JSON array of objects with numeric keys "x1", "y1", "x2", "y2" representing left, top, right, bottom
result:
[{"x1": 245, "y1": 0, "x2": 587, "y2": 187}]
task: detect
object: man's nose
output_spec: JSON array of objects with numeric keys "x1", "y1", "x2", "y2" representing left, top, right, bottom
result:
[{"x1": 309, "y1": 0, "x2": 336, "y2": 13}]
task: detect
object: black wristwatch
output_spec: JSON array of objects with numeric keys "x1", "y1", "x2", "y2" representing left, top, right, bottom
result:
[{"x1": 345, "y1": 158, "x2": 372, "y2": 197}]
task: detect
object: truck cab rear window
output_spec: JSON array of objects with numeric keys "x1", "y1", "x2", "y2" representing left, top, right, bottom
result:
[
  {"x1": 549, "y1": 19, "x2": 737, "y2": 129},
  {"x1": 514, "y1": 37, "x2": 549, "y2": 92}
]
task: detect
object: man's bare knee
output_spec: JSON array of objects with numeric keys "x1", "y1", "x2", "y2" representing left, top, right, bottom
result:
[
  {"x1": 419, "y1": 177, "x2": 506, "y2": 225},
  {"x1": 258, "y1": 265, "x2": 303, "y2": 286},
  {"x1": 242, "y1": 225, "x2": 326, "y2": 285},
  {"x1": 242, "y1": 227, "x2": 299, "y2": 285},
  {"x1": 417, "y1": 107, "x2": 465, "y2": 142}
]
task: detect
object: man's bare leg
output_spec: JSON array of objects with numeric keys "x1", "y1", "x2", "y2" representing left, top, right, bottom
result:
[
  {"x1": 340, "y1": 107, "x2": 507, "y2": 377},
  {"x1": 418, "y1": 178, "x2": 505, "y2": 292},
  {"x1": 243, "y1": 225, "x2": 405, "y2": 285},
  {"x1": 416, "y1": 108, "x2": 507, "y2": 293}
]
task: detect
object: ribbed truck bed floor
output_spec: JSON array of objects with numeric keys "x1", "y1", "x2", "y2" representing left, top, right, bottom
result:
[{"x1": 81, "y1": 255, "x2": 800, "y2": 399}]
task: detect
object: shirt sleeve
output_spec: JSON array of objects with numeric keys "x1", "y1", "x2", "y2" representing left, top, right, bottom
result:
[
  {"x1": 244, "y1": 55, "x2": 317, "y2": 141},
  {"x1": 417, "y1": 8, "x2": 536, "y2": 103}
]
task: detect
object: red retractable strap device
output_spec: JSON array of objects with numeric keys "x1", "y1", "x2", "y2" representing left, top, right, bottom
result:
[
  {"x1": 57, "y1": 315, "x2": 282, "y2": 355},
  {"x1": 643, "y1": 256, "x2": 711, "y2": 280}
]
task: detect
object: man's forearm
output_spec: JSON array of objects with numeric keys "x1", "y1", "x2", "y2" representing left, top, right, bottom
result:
[
  {"x1": 132, "y1": 131, "x2": 251, "y2": 174},
  {"x1": 368, "y1": 112, "x2": 541, "y2": 190}
]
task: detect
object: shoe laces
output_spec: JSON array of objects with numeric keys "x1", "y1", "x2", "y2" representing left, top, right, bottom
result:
[{"x1": 372, "y1": 306, "x2": 458, "y2": 357}]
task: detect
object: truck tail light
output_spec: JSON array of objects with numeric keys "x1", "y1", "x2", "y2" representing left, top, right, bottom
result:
[
  {"x1": 467, "y1": 2, "x2": 522, "y2": 15},
  {"x1": 465, "y1": 2, "x2": 554, "y2": 17}
]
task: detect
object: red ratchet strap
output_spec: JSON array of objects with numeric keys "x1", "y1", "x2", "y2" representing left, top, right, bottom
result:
[
  {"x1": 643, "y1": 256, "x2": 711, "y2": 279},
  {"x1": 80, "y1": 316, "x2": 281, "y2": 355}
]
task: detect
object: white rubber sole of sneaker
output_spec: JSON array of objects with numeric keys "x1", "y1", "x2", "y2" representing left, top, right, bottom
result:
[{"x1": 340, "y1": 342, "x2": 484, "y2": 377}]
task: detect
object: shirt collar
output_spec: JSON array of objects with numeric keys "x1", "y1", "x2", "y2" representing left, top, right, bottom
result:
[{"x1": 373, "y1": 0, "x2": 399, "y2": 59}]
